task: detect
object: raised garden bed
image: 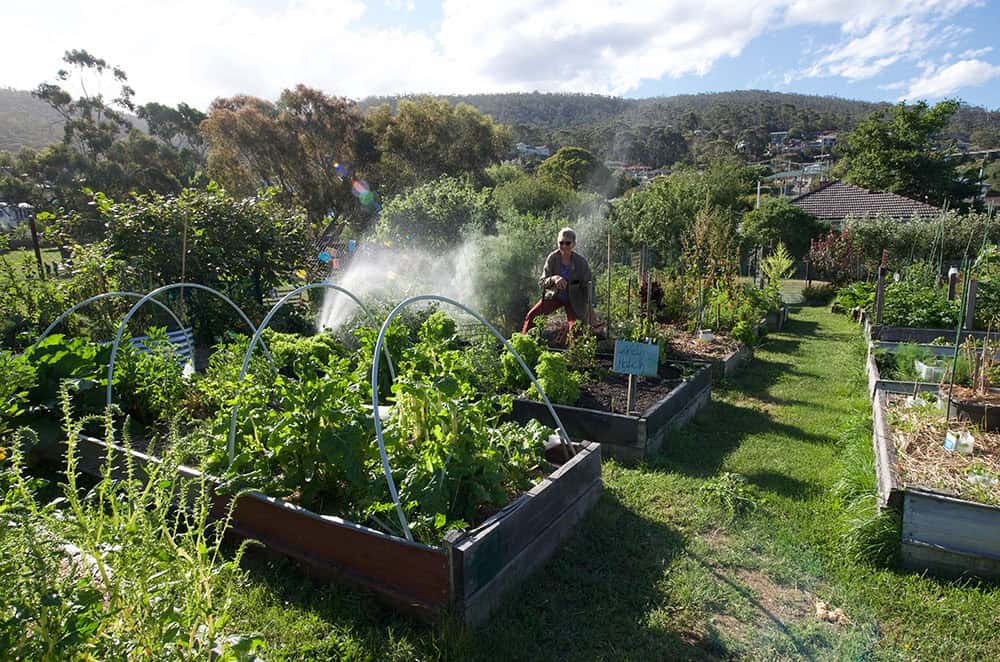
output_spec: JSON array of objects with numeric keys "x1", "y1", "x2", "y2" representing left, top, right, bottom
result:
[
  {"x1": 861, "y1": 308, "x2": 988, "y2": 345},
  {"x1": 509, "y1": 358, "x2": 712, "y2": 464},
  {"x1": 865, "y1": 341, "x2": 950, "y2": 399},
  {"x1": 658, "y1": 324, "x2": 752, "y2": 381},
  {"x1": 33, "y1": 432, "x2": 602, "y2": 625},
  {"x1": 765, "y1": 303, "x2": 790, "y2": 332},
  {"x1": 871, "y1": 386, "x2": 1000, "y2": 580}
]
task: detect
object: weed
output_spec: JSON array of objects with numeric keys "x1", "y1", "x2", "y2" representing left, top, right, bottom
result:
[{"x1": 698, "y1": 472, "x2": 759, "y2": 521}]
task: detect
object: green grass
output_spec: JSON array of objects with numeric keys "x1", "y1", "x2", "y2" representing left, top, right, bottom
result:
[
  {"x1": 0, "y1": 247, "x2": 62, "y2": 276},
  {"x1": 225, "y1": 306, "x2": 999, "y2": 660}
]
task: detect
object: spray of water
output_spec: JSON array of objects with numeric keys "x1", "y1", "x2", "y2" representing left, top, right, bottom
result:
[
  {"x1": 317, "y1": 209, "x2": 611, "y2": 332},
  {"x1": 317, "y1": 240, "x2": 481, "y2": 331}
]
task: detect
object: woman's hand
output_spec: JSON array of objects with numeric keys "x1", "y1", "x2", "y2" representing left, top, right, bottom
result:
[{"x1": 554, "y1": 276, "x2": 568, "y2": 290}]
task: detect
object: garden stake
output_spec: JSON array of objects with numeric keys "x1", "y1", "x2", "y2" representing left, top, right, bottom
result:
[
  {"x1": 945, "y1": 258, "x2": 971, "y2": 425},
  {"x1": 607, "y1": 230, "x2": 613, "y2": 328}
]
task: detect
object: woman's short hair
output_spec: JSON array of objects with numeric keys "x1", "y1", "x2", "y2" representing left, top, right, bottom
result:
[{"x1": 558, "y1": 227, "x2": 576, "y2": 243}]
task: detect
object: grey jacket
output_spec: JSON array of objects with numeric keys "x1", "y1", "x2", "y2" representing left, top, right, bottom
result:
[{"x1": 539, "y1": 250, "x2": 593, "y2": 319}]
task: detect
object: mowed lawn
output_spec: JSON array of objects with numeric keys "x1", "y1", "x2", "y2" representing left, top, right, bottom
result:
[{"x1": 229, "y1": 306, "x2": 1000, "y2": 661}]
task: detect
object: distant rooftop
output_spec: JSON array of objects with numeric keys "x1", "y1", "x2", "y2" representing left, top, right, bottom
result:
[{"x1": 790, "y1": 181, "x2": 941, "y2": 225}]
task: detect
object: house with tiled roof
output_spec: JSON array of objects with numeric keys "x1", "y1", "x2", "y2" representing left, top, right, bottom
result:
[{"x1": 790, "y1": 181, "x2": 941, "y2": 228}]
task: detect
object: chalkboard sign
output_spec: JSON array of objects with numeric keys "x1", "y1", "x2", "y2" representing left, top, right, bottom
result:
[{"x1": 613, "y1": 340, "x2": 659, "y2": 377}]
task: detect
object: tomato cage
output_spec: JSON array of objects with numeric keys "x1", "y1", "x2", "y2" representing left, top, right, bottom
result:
[{"x1": 32, "y1": 284, "x2": 602, "y2": 624}]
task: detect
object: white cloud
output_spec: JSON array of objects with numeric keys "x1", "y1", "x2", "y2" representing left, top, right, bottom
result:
[
  {"x1": 900, "y1": 59, "x2": 1000, "y2": 99},
  {"x1": 784, "y1": 1, "x2": 978, "y2": 83},
  {"x1": 0, "y1": 0, "x2": 991, "y2": 108},
  {"x1": 960, "y1": 46, "x2": 993, "y2": 59}
]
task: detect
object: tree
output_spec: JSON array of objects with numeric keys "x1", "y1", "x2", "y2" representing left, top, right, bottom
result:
[
  {"x1": 536, "y1": 146, "x2": 610, "y2": 192},
  {"x1": 739, "y1": 197, "x2": 824, "y2": 257},
  {"x1": 364, "y1": 97, "x2": 512, "y2": 196},
  {"x1": 837, "y1": 100, "x2": 976, "y2": 206},
  {"x1": 137, "y1": 101, "x2": 207, "y2": 159},
  {"x1": 26, "y1": 49, "x2": 201, "y2": 211},
  {"x1": 34, "y1": 49, "x2": 135, "y2": 161},
  {"x1": 203, "y1": 86, "x2": 376, "y2": 228},
  {"x1": 374, "y1": 175, "x2": 496, "y2": 250},
  {"x1": 613, "y1": 158, "x2": 755, "y2": 264},
  {"x1": 492, "y1": 175, "x2": 573, "y2": 217}
]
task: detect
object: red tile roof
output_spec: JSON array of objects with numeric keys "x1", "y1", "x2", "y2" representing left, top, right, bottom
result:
[{"x1": 790, "y1": 181, "x2": 941, "y2": 223}]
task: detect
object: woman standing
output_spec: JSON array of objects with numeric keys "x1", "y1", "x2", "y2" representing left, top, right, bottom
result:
[{"x1": 522, "y1": 227, "x2": 593, "y2": 334}]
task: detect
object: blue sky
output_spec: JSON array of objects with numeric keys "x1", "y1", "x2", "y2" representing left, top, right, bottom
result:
[{"x1": 2, "y1": 1, "x2": 998, "y2": 110}]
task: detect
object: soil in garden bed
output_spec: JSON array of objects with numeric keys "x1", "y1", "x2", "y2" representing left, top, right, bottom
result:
[
  {"x1": 885, "y1": 393, "x2": 1000, "y2": 505},
  {"x1": 657, "y1": 323, "x2": 741, "y2": 361},
  {"x1": 573, "y1": 357, "x2": 686, "y2": 415}
]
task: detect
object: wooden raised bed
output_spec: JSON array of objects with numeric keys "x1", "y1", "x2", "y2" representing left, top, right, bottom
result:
[
  {"x1": 871, "y1": 386, "x2": 1000, "y2": 580},
  {"x1": 714, "y1": 344, "x2": 752, "y2": 380},
  {"x1": 509, "y1": 360, "x2": 712, "y2": 464},
  {"x1": 865, "y1": 342, "x2": 943, "y2": 400},
  {"x1": 34, "y1": 433, "x2": 602, "y2": 625}
]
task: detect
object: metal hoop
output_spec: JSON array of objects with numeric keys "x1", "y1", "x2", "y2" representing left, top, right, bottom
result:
[{"x1": 33, "y1": 291, "x2": 185, "y2": 351}]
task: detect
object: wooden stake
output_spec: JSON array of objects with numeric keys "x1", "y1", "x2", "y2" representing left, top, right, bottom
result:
[
  {"x1": 965, "y1": 279, "x2": 978, "y2": 331},
  {"x1": 875, "y1": 266, "x2": 886, "y2": 325},
  {"x1": 626, "y1": 374, "x2": 637, "y2": 415}
]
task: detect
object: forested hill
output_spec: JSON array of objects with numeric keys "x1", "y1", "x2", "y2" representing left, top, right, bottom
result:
[
  {"x1": 4, "y1": 85, "x2": 998, "y2": 155},
  {"x1": 360, "y1": 90, "x2": 887, "y2": 132},
  {"x1": 0, "y1": 88, "x2": 65, "y2": 152}
]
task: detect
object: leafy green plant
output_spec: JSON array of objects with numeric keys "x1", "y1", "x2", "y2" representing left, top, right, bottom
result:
[
  {"x1": 801, "y1": 283, "x2": 836, "y2": 303},
  {"x1": 564, "y1": 323, "x2": 597, "y2": 372},
  {"x1": 0, "y1": 351, "x2": 36, "y2": 439},
  {"x1": 760, "y1": 242, "x2": 795, "y2": 294},
  {"x1": 502, "y1": 332, "x2": 544, "y2": 390},
  {"x1": 530, "y1": 352, "x2": 580, "y2": 405},
  {"x1": 883, "y1": 281, "x2": 959, "y2": 328},
  {"x1": 892, "y1": 343, "x2": 936, "y2": 382},
  {"x1": 731, "y1": 320, "x2": 756, "y2": 348},
  {"x1": 22, "y1": 334, "x2": 111, "y2": 411}
]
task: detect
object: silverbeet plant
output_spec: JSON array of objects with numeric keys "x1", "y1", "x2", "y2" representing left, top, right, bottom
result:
[{"x1": 0, "y1": 385, "x2": 263, "y2": 661}]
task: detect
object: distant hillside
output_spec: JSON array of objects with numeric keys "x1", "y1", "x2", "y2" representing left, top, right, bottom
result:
[
  {"x1": 5, "y1": 86, "x2": 998, "y2": 158},
  {"x1": 362, "y1": 90, "x2": 889, "y2": 132},
  {"x1": 0, "y1": 88, "x2": 65, "y2": 152}
]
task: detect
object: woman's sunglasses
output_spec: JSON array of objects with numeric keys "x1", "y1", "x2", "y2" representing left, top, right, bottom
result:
[{"x1": 559, "y1": 240, "x2": 574, "y2": 246}]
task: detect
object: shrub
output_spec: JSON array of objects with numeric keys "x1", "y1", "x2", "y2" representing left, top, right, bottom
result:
[
  {"x1": 883, "y1": 281, "x2": 959, "y2": 328},
  {"x1": 801, "y1": 282, "x2": 836, "y2": 303},
  {"x1": 835, "y1": 282, "x2": 876, "y2": 312}
]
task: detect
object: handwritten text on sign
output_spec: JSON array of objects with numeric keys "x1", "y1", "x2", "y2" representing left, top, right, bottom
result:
[{"x1": 612, "y1": 340, "x2": 659, "y2": 377}]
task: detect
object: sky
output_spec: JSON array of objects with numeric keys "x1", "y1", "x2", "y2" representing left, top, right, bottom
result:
[{"x1": 2, "y1": 0, "x2": 999, "y2": 110}]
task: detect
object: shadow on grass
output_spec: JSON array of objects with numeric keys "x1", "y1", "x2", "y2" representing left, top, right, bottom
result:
[
  {"x1": 231, "y1": 491, "x2": 734, "y2": 661},
  {"x1": 652, "y1": 400, "x2": 834, "y2": 479},
  {"x1": 468, "y1": 491, "x2": 729, "y2": 661},
  {"x1": 687, "y1": 549, "x2": 818, "y2": 660},
  {"x1": 743, "y1": 470, "x2": 821, "y2": 500}
]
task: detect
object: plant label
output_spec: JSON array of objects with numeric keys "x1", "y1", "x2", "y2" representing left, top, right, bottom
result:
[{"x1": 613, "y1": 340, "x2": 659, "y2": 377}]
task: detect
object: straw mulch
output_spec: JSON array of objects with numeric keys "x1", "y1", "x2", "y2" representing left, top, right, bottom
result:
[
  {"x1": 659, "y1": 324, "x2": 741, "y2": 360},
  {"x1": 887, "y1": 394, "x2": 1000, "y2": 505}
]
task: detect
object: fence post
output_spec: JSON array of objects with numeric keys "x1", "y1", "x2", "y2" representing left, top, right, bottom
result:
[
  {"x1": 875, "y1": 266, "x2": 886, "y2": 325},
  {"x1": 965, "y1": 279, "x2": 978, "y2": 331},
  {"x1": 947, "y1": 267, "x2": 959, "y2": 301}
]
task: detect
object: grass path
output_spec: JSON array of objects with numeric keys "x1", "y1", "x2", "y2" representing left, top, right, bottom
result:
[{"x1": 232, "y1": 306, "x2": 1000, "y2": 660}]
